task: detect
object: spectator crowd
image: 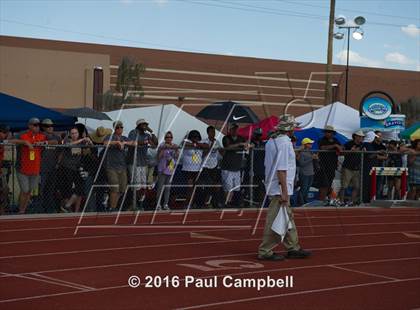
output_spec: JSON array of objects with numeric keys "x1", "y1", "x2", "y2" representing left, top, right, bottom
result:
[{"x1": 0, "y1": 117, "x2": 419, "y2": 215}]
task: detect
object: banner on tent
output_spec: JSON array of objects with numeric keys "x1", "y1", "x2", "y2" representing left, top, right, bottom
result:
[{"x1": 360, "y1": 115, "x2": 405, "y2": 131}]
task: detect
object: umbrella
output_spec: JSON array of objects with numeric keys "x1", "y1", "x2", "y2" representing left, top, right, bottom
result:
[
  {"x1": 196, "y1": 101, "x2": 259, "y2": 124},
  {"x1": 0, "y1": 92, "x2": 76, "y2": 131},
  {"x1": 237, "y1": 116, "x2": 278, "y2": 140},
  {"x1": 294, "y1": 127, "x2": 349, "y2": 149},
  {"x1": 405, "y1": 128, "x2": 420, "y2": 141},
  {"x1": 400, "y1": 122, "x2": 420, "y2": 140},
  {"x1": 62, "y1": 107, "x2": 112, "y2": 120}
]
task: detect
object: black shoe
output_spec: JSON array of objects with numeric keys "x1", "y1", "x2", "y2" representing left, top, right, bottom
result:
[
  {"x1": 258, "y1": 253, "x2": 285, "y2": 261},
  {"x1": 286, "y1": 249, "x2": 311, "y2": 259}
]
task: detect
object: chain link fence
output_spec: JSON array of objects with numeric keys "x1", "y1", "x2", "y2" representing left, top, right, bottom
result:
[{"x1": 0, "y1": 142, "x2": 415, "y2": 215}]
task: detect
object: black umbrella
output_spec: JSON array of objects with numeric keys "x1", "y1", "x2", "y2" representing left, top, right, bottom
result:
[
  {"x1": 196, "y1": 101, "x2": 259, "y2": 124},
  {"x1": 62, "y1": 107, "x2": 112, "y2": 120}
]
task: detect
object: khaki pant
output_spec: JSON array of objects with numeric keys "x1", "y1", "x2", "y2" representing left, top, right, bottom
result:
[{"x1": 258, "y1": 196, "x2": 300, "y2": 257}]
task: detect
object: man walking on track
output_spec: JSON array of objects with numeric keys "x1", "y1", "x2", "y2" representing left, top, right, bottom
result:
[{"x1": 258, "y1": 114, "x2": 311, "y2": 261}]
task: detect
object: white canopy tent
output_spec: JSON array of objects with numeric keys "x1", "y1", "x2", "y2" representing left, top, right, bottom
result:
[
  {"x1": 80, "y1": 104, "x2": 223, "y2": 144},
  {"x1": 296, "y1": 101, "x2": 360, "y2": 139}
]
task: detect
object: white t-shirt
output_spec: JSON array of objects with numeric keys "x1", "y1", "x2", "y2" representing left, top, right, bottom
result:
[
  {"x1": 181, "y1": 140, "x2": 203, "y2": 172},
  {"x1": 264, "y1": 135, "x2": 296, "y2": 196},
  {"x1": 201, "y1": 138, "x2": 222, "y2": 169}
]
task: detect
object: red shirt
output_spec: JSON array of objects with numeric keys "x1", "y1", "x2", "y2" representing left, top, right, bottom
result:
[{"x1": 18, "y1": 131, "x2": 47, "y2": 176}]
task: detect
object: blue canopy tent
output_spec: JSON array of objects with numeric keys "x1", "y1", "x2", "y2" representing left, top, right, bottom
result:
[
  {"x1": 294, "y1": 127, "x2": 349, "y2": 149},
  {"x1": 0, "y1": 92, "x2": 76, "y2": 131}
]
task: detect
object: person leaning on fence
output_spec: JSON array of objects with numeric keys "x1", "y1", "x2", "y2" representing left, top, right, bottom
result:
[
  {"x1": 127, "y1": 119, "x2": 158, "y2": 203},
  {"x1": 102, "y1": 121, "x2": 129, "y2": 211},
  {"x1": 365, "y1": 131, "x2": 388, "y2": 200},
  {"x1": 59, "y1": 127, "x2": 92, "y2": 213},
  {"x1": 40, "y1": 118, "x2": 61, "y2": 213},
  {"x1": 249, "y1": 128, "x2": 266, "y2": 204},
  {"x1": 297, "y1": 138, "x2": 318, "y2": 206},
  {"x1": 340, "y1": 130, "x2": 366, "y2": 205},
  {"x1": 258, "y1": 114, "x2": 311, "y2": 261},
  {"x1": 385, "y1": 140, "x2": 403, "y2": 199},
  {"x1": 407, "y1": 139, "x2": 420, "y2": 200},
  {"x1": 200, "y1": 126, "x2": 223, "y2": 208},
  {"x1": 156, "y1": 131, "x2": 179, "y2": 210},
  {"x1": 317, "y1": 125, "x2": 342, "y2": 201},
  {"x1": 181, "y1": 130, "x2": 206, "y2": 208},
  {"x1": 220, "y1": 123, "x2": 248, "y2": 207},
  {"x1": 0, "y1": 124, "x2": 13, "y2": 214},
  {"x1": 14, "y1": 118, "x2": 48, "y2": 214}
]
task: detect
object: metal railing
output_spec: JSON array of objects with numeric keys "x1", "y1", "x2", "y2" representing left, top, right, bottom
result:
[{"x1": 0, "y1": 143, "x2": 417, "y2": 215}]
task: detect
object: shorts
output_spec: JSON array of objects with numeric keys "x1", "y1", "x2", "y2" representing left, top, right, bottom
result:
[
  {"x1": 58, "y1": 167, "x2": 84, "y2": 199},
  {"x1": 317, "y1": 165, "x2": 336, "y2": 188},
  {"x1": 128, "y1": 165, "x2": 148, "y2": 189},
  {"x1": 198, "y1": 168, "x2": 221, "y2": 185},
  {"x1": 221, "y1": 170, "x2": 241, "y2": 192},
  {"x1": 106, "y1": 169, "x2": 128, "y2": 193},
  {"x1": 17, "y1": 172, "x2": 39, "y2": 193},
  {"x1": 341, "y1": 168, "x2": 360, "y2": 190}
]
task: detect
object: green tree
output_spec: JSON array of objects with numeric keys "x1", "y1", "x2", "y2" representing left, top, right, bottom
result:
[{"x1": 116, "y1": 56, "x2": 146, "y2": 104}]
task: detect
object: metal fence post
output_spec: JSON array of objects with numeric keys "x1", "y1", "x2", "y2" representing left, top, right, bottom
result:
[
  {"x1": 360, "y1": 151, "x2": 364, "y2": 205},
  {"x1": 249, "y1": 147, "x2": 254, "y2": 207}
]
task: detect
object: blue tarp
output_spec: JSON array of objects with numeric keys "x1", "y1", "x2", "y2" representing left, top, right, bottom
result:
[
  {"x1": 294, "y1": 127, "x2": 349, "y2": 149},
  {"x1": 0, "y1": 92, "x2": 76, "y2": 131}
]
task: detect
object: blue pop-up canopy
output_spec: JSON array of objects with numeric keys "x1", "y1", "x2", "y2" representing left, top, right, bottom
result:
[
  {"x1": 294, "y1": 127, "x2": 349, "y2": 149},
  {"x1": 0, "y1": 92, "x2": 76, "y2": 131}
]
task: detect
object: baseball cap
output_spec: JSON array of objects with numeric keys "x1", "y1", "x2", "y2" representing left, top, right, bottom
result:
[
  {"x1": 324, "y1": 125, "x2": 336, "y2": 132},
  {"x1": 302, "y1": 137, "x2": 315, "y2": 145},
  {"x1": 136, "y1": 119, "x2": 148, "y2": 126},
  {"x1": 113, "y1": 120, "x2": 124, "y2": 128},
  {"x1": 41, "y1": 118, "x2": 54, "y2": 126},
  {"x1": 28, "y1": 117, "x2": 40, "y2": 125}
]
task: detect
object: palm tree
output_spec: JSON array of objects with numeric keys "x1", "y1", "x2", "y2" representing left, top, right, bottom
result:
[{"x1": 116, "y1": 56, "x2": 146, "y2": 104}]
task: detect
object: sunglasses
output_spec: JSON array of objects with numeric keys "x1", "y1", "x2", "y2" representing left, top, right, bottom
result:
[
  {"x1": 31, "y1": 123, "x2": 40, "y2": 127},
  {"x1": 115, "y1": 126, "x2": 124, "y2": 129}
]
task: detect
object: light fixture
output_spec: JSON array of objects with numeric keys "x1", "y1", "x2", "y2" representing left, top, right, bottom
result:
[
  {"x1": 334, "y1": 32, "x2": 345, "y2": 40},
  {"x1": 352, "y1": 29, "x2": 364, "y2": 40},
  {"x1": 333, "y1": 14, "x2": 366, "y2": 106},
  {"x1": 335, "y1": 16, "x2": 346, "y2": 26},
  {"x1": 354, "y1": 16, "x2": 366, "y2": 26}
]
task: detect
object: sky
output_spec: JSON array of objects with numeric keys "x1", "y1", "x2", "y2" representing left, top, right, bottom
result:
[{"x1": 0, "y1": 0, "x2": 419, "y2": 71}]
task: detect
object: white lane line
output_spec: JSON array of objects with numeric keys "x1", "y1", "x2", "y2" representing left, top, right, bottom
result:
[
  {"x1": 3, "y1": 219, "x2": 417, "y2": 235},
  {"x1": 10, "y1": 274, "x2": 88, "y2": 291},
  {"x1": 176, "y1": 277, "x2": 420, "y2": 310},
  {"x1": 1, "y1": 257, "x2": 419, "y2": 304},
  {"x1": 328, "y1": 265, "x2": 399, "y2": 281},
  {"x1": 0, "y1": 227, "x2": 245, "y2": 245},
  {"x1": 2, "y1": 229, "x2": 420, "y2": 259},
  {"x1": 4, "y1": 241, "x2": 419, "y2": 275},
  {"x1": 0, "y1": 226, "x2": 76, "y2": 233},
  {"x1": 1, "y1": 214, "x2": 419, "y2": 233},
  {"x1": 0, "y1": 207, "x2": 418, "y2": 223},
  {"x1": 28, "y1": 273, "x2": 95, "y2": 291}
]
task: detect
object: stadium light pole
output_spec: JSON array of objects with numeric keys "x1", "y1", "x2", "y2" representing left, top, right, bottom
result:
[{"x1": 334, "y1": 16, "x2": 366, "y2": 106}]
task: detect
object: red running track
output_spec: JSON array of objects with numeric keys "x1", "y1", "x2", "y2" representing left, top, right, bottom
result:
[{"x1": 0, "y1": 207, "x2": 420, "y2": 310}]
